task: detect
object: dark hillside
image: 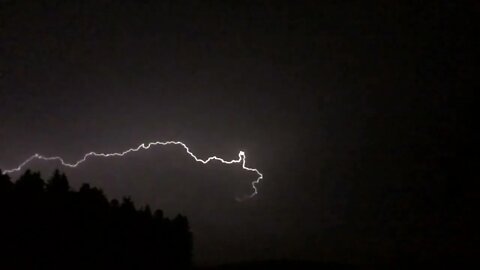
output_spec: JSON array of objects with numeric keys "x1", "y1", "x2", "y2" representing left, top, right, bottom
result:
[{"x1": 0, "y1": 169, "x2": 192, "y2": 269}]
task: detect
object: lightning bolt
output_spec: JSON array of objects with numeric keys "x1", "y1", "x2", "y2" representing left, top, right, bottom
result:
[{"x1": 1, "y1": 141, "x2": 263, "y2": 200}]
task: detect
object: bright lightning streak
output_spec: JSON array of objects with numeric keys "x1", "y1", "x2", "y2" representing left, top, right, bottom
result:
[{"x1": 1, "y1": 141, "x2": 263, "y2": 199}]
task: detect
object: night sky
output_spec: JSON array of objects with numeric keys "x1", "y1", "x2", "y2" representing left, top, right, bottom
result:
[{"x1": 0, "y1": 1, "x2": 476, "y2": 265}]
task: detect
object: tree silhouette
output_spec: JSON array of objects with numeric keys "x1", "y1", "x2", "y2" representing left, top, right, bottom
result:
[
  {"x1": 0, "y1": 169, "x2": 193, "y2": 269},
  {"x1": 14, "y1": 169, "x2": 44, "y2": 195},
  {"x1": 0, "y1": 170, "x2": 12, "y2": 195},
  {"x1": 46, "y1": 169, "x2": 69, "y2": 194}
]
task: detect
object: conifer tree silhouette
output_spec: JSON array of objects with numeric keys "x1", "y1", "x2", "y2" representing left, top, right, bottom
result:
[{"x1": 0, "y1": 169, "x2": 193, "y2": 269}]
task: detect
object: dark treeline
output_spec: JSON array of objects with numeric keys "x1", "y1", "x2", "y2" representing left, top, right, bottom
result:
[{"x1": 0, "y1": 169, "x2": 192, "y2": 269}]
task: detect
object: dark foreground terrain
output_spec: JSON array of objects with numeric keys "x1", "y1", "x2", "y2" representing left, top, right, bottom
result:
[
  {"x1": 199, "y1": 260, "x2": 472, "y2": 270},
  {"x1": 0, "y1": 169, "x2": 192, "y2": 269}
]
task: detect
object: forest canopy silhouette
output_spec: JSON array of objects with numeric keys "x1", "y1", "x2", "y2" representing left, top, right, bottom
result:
[{"x1": 0, "y1": 169, "x2": 192, "y2": 269}]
